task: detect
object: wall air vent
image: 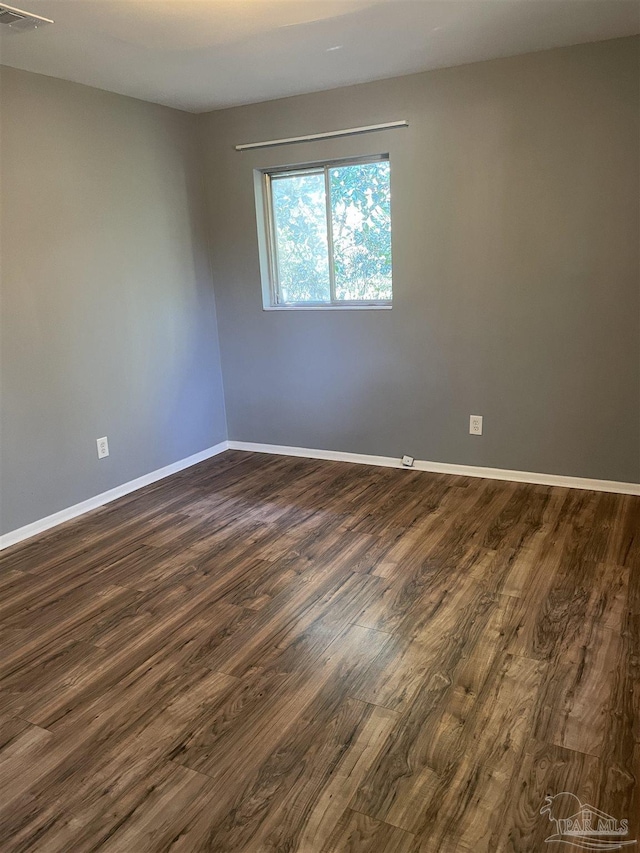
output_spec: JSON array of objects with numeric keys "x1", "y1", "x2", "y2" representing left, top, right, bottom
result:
[{"x1": 0, "y1": 4, "x2": 53, "y2": 31}]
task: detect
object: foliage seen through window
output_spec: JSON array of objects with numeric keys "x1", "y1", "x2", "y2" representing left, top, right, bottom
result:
[{"x1": 267, "y1": 158, "x2": 392, "y2": 306}]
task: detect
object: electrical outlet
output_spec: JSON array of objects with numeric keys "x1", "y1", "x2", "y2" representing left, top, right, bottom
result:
[
  {"x1": 401, "y1": 454, "x2": 415, "y2": 467},
  {"x1": 469, "y1": 415, "x2": 483, "y2": 436},
  {"x1": 97, "y1": 436, "x2": 109, "y2": 459}
]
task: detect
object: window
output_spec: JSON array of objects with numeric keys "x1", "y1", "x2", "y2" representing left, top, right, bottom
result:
[{"x1": 258, "y1": 156, "x2": 392, "y2": 309}]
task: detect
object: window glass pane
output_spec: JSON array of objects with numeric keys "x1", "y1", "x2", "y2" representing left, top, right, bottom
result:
[
  {"x1": 329, "y1": 161, "x2": 392, "y2": 301},
  {"x1": 271, "y1": 172, "x2": 331, "y2": 303}
]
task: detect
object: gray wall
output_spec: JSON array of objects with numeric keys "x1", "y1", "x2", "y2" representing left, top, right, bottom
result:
[
  {"x1": 1, "y1": 38, "x2": 638, "y2": 539},
  {"x1": 0, "y1": 67, "x2": 227, "y2": 535},
  {"x1": 201, "y1": 37, "x2": 640, "y2": 484}
]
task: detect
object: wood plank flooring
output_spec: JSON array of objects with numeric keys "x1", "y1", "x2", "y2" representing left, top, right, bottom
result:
[{"x1": 0, "y1": 450, "x2": 638, "y2": 852}]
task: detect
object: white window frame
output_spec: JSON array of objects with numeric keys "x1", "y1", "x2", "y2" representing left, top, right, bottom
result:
[{"x1": 254, "y1": 154, "x2": 392, "y2": 311}]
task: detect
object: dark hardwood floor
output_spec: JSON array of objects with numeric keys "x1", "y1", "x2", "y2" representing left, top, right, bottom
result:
[{"x1": 0, "y1": 450, "x2": 638, "y2": 852}]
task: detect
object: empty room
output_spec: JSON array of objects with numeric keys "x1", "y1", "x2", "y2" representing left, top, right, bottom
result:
[{"x1": 0, "y1": 1, "x2": 639, "y2": 851}]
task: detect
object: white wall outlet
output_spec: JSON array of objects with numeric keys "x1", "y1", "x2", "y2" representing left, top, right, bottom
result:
[
  {"x1": 401, "y1": 454, "x2": 415, "y2": 467},
  {"x1": 96, "y1": 436, "x2": 109, "y2": 459},
  {"x1": 469, "y1": 415, "x2": 483, "y2": 436}
]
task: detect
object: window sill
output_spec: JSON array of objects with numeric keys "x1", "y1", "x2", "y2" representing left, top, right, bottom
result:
[{"x1": 263, "y1": 304, "x2": 392, "y2": 312}]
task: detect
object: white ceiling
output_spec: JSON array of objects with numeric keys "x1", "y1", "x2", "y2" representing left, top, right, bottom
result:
[{"x1": 1, "y1": 0, "x2": 639, "y2": 112}]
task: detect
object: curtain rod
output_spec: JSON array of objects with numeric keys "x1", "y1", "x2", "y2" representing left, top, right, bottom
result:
[{"x1": 234, "y1": 120, "x2": 408, "y2": 151}]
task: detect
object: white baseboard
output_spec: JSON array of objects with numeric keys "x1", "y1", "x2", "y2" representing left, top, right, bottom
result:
[
  {"x1": 228, "y1": 441, "x2": 640, "y2": 496},
  {"x1": 0, "y1": 441, "x2": 229, "y2": 551},
  {"x1": 3, "y1": 437, "x2": 638, "y2": 552}
]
